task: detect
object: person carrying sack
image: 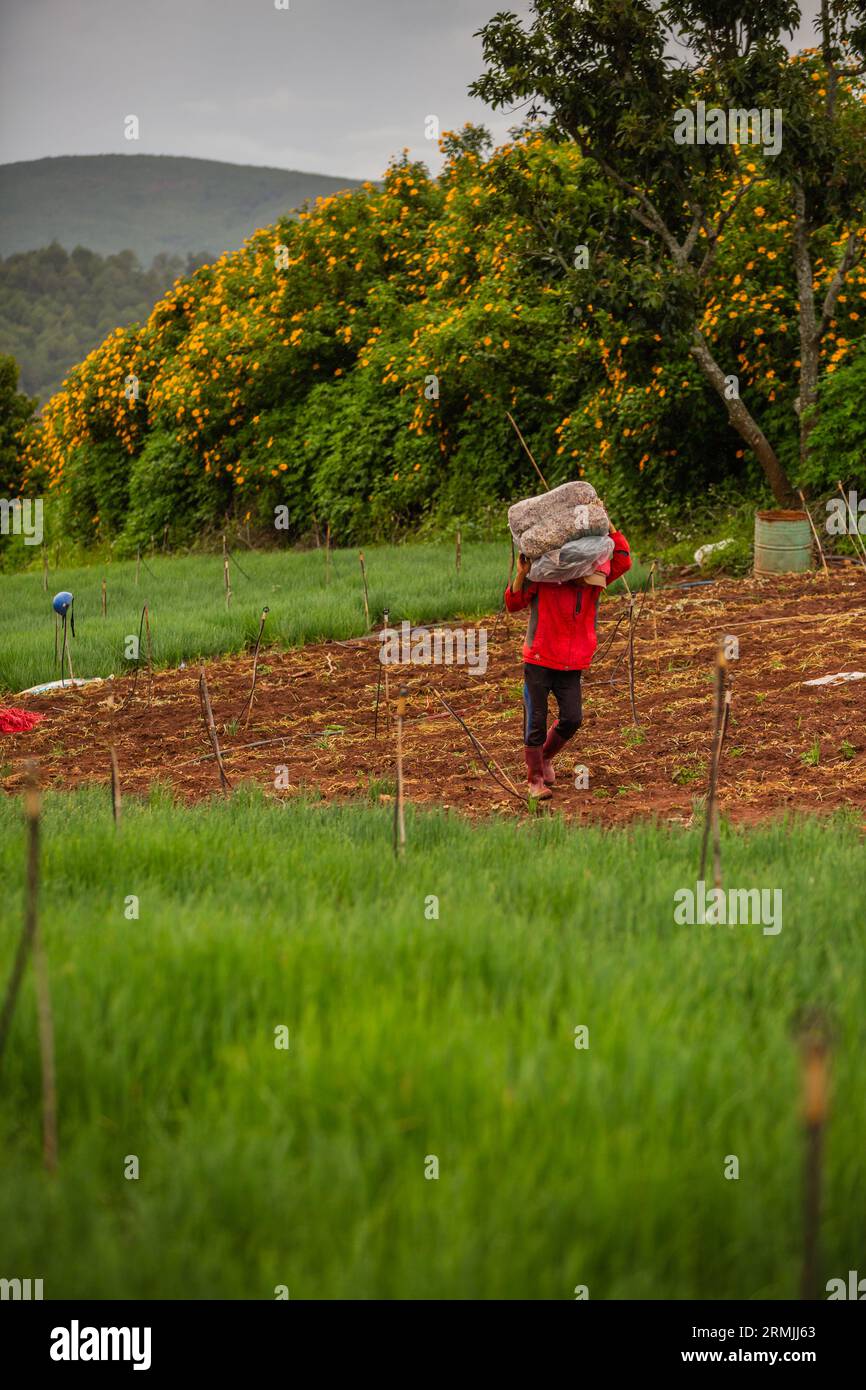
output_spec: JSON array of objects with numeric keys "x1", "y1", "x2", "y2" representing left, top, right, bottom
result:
[{"x1": 505, "y1": 523, "x2": 632, "y2": 798}]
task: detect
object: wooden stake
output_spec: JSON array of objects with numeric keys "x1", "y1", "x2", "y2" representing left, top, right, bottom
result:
[
  {"x1": 101, "y1": 578, "x2": 107, "y2": 617},
  {"x1": 25, "y1": 764, "x2": 57, "y2": 1172},
  {"x1": 240, "y1": 607, "x2": 269, "y2": 730},
  {"x1": 0, "y1": 763, "x2": 41, "y2": 1069},
  {"x1": 110, "y1": 746, "x2": 122, "y2": 826},
  {"x1": 359, "y1": 551, "x2": 370, "y2": 630},
  {"x1": 33, "y1": 908, "x2": 57, "y2": 1174},
  {"x1": 198, "y1": 667, "x2": 232, "y2": 794},
  {"x1": 380, "y1": 608, "x2": 392, "y2": 733},
  {"x1": 506, "y1": 411, "x2": 549, "y2": 490},
  {"x1": 798, "y1": 490, "x2": 830, "y2": 584},
  {"x1": 394, "y1": 686, "x2": 408, "y2": 855},
  {"x1": 223, "y1": 535, "x2": 232, "y2": 609},
  {"x1": 455, "y1": 529, "x2": 462, "y2": 573},
  {"x1": 699, "y1": 641, "x2": 728, "y2": 888},
  {"x1": 374, "y1": 661, "x2": 383, "y2": 739},
  {"x1": 649, "y1": 563, "x2": 660, "y2": 674},
  {"x1": 144, "y1": 605, "x2": 153, "y2": 706},
  {"x1": 60, "y1": 612, "x2": 75, "y2": 686},
  {"x1": 627, "y1": 598, "x2": 638, "y2": 726},
  {"x1": 798, "y1": 1011, "x2": 830, "y2": 1301}
]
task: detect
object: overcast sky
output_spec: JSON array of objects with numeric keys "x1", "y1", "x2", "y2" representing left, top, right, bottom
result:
[{"x1": 0, "y1": 0, "x2": 820, "y2": 179}]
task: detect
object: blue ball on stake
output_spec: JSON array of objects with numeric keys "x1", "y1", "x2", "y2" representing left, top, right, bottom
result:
[{"x1": 52, "y1": 590, "x2": 76, "y2": 681}]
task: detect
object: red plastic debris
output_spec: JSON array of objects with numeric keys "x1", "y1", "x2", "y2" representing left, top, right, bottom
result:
[{"x1": 0, "y1": 708, "x2": 44, "y2": 734}]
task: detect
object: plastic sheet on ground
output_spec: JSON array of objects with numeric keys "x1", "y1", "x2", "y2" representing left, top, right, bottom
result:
[{"x1": 802, "y1": 671, "x2": 866, "y2": 687}]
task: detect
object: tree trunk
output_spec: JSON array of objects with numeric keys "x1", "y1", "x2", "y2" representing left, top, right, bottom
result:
[{"x1": 689, "y1": 328, "x2": 797, "y2": 507}]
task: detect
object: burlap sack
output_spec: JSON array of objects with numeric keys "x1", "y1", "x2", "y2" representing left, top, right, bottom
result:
[{"x1": 508, "y1": 481, "x2": 610, "y2": 559}]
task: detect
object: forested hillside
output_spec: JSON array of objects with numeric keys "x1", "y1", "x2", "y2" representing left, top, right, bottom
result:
[{"x1": 0, "y1": 244, "x2": 211, "y2": 401}]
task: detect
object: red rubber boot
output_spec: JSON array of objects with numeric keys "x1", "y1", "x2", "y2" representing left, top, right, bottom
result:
[
  {"x1": 524, "y1": 745, "x2": 553, "y2": 799},
  {"x1": 541, "y1": 727, "x2": 569, "y2": 786}
]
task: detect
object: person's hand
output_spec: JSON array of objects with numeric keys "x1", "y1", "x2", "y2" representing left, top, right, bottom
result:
[{"x1": 513, "y1": 551, "x2": 531, "y2": 593}]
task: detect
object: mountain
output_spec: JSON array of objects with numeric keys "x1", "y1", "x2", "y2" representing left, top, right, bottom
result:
[{"x1": 0, "y1": 154, "x2": 365, "y2": 264}]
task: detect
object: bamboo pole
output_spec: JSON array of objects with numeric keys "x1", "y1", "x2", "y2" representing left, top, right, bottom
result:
[
  {"x1": 101, "y1": 578, "x2": 107, "y2": 617},
  {"x1": 325, "y1": 522, "x2": 332, "y2": 586},
  {"x1": 455, "y1": 529, "x2": 462, "y2": 573},
  {"x1": 42, "y1": 549, "x2": 48, "y2": 593}
]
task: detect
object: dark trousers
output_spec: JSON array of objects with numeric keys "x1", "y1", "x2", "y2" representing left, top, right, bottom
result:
[{"x1": 522, "y1": 663, "x2": 583, "y2": 747}]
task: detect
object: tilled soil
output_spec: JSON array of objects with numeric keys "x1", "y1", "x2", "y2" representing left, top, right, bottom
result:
[{"x1": 3, "y1": 570, "x2": 866, "y2": 826}]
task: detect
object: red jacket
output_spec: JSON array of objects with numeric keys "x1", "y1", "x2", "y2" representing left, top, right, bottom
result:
[{"x1": 504, "y1": 530, "x2": 632, "y2": 671}]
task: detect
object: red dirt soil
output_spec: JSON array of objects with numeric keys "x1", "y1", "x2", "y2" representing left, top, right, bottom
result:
[{"x1": 3, "y1": 571, "x2": 866, "y2": 826}]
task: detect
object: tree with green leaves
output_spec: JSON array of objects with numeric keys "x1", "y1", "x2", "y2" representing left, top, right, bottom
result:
[
  {"x1": 471, "y1": 0, "x2": 866, "y2": 505},
  {"x1": 0, "y1": 353, "x2": 37, "y2": 496}
]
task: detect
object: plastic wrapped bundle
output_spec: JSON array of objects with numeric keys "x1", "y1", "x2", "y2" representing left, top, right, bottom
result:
[
  {"x1": 508, "y1": 481, "x2": 609, "y2": 558},
  {"x1": 528, "y1": 534, "x2": 614, "y2": 584}
]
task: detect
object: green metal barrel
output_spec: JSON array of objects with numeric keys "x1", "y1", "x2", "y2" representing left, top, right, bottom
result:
[{"x1": 753, "y1": 509, "x2": 813, "y2": 575}]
